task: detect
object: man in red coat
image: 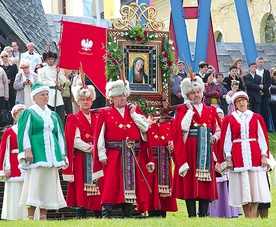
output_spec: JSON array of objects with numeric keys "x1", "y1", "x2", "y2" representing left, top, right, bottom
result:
[
  {"x1": 63, "y1": 85, "x2": 102, "y2": 218},
  {"x1": 92, "y1": 80, "x2": 152, "y2": 218},
  {"x1": 172, "y1": 75, "x2": 221, "y2": 217}
]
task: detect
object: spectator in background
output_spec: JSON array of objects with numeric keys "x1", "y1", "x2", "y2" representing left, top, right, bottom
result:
[
  {"x1": 196, "y1": 61, "x2": 208, "y2": 83},
  {"x1": 170, "y1": 61, "x2": 186, "y2": 108},
  {"x1": 38, "y1": 49, "x2": 66, "y2": 125},
  {"x1": 0, "y1": 67, "x2": 9, "y2": 110},
  {"x1": 0, "y1": 50, "x2": 18, "y2": 109},
  {"x1": 226, "y1": 80, "x2": 240, "y2": 115},
  {"x1": 13, "y1": 60, "x2": 38, "y2": 108},
  {"x1": 269, "y1": 69, "x2": 276, "y2": 130},
  {"x1": 216, "y1": 73, "x2": 229, "y2": 115},
  {"x1": 21, "y1": 43, "x2": 42, "y2": 72},
  {"x1": 256, "y1": 57, "x2": 272, "y2": 131},
  {"x1": 223, "y1": 65, "x2": 244, "y2": 92},
  {"x1": 11, "y1": 42, "x2": 21, "y2": 61},
  {"x1": 203, "y1": 72, "x2": 222, "y2": 108},
  {"x1": 60, "y1": 69, "x2": 73, "y2": 119},
  {"x1": 233, "y1": 58, "x2": 246, "y2": 88},
  {"x1": 243, "y1": 62, "x2": 262, "y2": 114},
  {"x1": 4, "y1": 46, "x2": 13, "y2": 58}
]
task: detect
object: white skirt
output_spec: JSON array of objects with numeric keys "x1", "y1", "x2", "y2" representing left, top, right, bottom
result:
[
  {"x1": 228, "y1": 170, "x2": 271, "y2": 206},
  {"x1": 1, "y1": 181, "x2": 27, "y2": 220},
  {"x1": 20, "y1": 167, "x2": 67, "y2": 210}
]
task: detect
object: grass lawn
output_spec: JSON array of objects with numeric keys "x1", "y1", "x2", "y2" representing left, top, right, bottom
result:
[{"x1": 1, "y1": 133, "x2": 276, "y2": 227}]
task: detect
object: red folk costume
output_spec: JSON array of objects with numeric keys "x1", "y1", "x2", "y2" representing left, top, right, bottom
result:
[
  {"x1": 93, "y1": 104, "x2": 148, "y2": 205},
  {"x1": 0, "y1": 127, "x2": 22, "y2": 180},
  {"x1": 138, "y1": 119, "x2": 177, "y2": 212},
  {"x1": 221, "y1": 111, "x2": 269, "y2": 171},
  {"x1": 172, "y1": 103, "x2": 219, "y2": 201},
  {"x1": 63, "y1": 110, "x2": 101, "y2": 210}
]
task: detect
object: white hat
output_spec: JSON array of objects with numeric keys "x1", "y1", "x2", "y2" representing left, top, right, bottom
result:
[
  {"x1": 180, "y1": 76, "x2": 204, "y2": 96},
  {"x1": 30, "y1": 82, "x2": 49, "y2": 98},
  {"x1": 72, "y1": 85, "x2": 96, "y2": 102},
  {"x1": 216, "y1": 107, "x2": 224, "y2": 115},
  {"x1": 106, "y1": 80, "x2": 130, "y2": 99},
  {"x1": 11, "y1": 104, "x2": 26, "y2": 119},
  {"x1": 231, "y1": 91, "x2": 249, "y2": 104}
]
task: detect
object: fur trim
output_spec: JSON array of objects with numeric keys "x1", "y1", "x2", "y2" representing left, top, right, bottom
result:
[
  {"x1": 11, "y1": 104, "x2": 26, "y2": 119},
  {"x1": 72, "y1": 85, "x2": 96, "y2": 102},
  {"x1": 30, "y1": 86, "x2": 49, "y2": 98},
  {"x1": 106, "y1": 80, "x2": 130, "y2": 99},
  {"x1": 232, "y1": 91, "x2": 249, "y2": 104},
  {"x1": 179, "y1": 162, "x2": 189, "y2": 177},
  {"x1": 180, "y1": 76, "x2": 204, "y2": 96}
]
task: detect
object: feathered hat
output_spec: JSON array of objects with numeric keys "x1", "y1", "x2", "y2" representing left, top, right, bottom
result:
[
  {"x1": 42, "y1": 43, "x2": 58, "y2": 61},
  {"x1": 106, "y1": 80, "x2": 130, "y2": 100},
  {"x1": 72, "y1": 85, "x2": 96, "y2": 102},
  {"x1": 180, "y1": 75, "x2": 204, "y2": 96}
]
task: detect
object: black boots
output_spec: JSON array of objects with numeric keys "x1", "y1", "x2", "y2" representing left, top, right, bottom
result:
[
  {"x1": 198, "y1": 199, "x2": 209, "y2": 217},
  {"x1": 121, "y1": 203, "x2": 133, "y2": 218},
  {"x1": 75, "y1": 207, "x2": 87, "y2": 219},
  {"x1": 185, "y1": 199, "x2": 209, "y2": 218},
  {"x1": 102, "y1": 204, "x2": 113, "y2": 219},
  {"x1": 148, "y1": 210, "x2": 167, "y2": 218},
  {"x1": 185, "y1": 199, "x2": 197, "y2": 218}
]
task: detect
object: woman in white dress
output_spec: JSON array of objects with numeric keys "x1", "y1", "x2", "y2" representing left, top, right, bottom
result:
[
  {"x1": 0, "y1": 104, "x2": 27, "y2": 220},
  {"x1": 220, "y1": 91, "x2": 271, "y2": 218},
  {"x1": 17, "y1": 82, "x2": 68, "y2": 220}
]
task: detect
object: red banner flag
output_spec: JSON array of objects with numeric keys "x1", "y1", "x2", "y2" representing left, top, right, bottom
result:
[{"x1": 59, "y1": 21, "x2": 107, "y2": 95}]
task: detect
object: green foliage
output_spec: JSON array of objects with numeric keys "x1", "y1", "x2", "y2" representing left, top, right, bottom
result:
[
  {"x1": 136, "y1": 98, "x2": 157, "y2": 116},
  {"x1": 105, "y1": 36, "x2": 123, "y2": 81},
  {"x1": 158, "y1": 37, "x2": 175, "y2": 89},
  {"x1": 121, "y1": 26, "x2": 157, "y2": 44}
]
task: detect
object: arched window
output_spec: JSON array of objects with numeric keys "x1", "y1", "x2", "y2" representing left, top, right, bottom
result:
[
  {"x1": 265, "y1": 14, "x2": 276, "y2": 43},
  {"x1": 214, "y1": 31, "x2": 224, "y2": 42}
]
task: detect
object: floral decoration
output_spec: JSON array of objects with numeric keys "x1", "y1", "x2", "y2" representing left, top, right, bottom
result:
[
  {"x1": 105, "y1": 27, "x2": 175, "y2": 87},
  {"x1": 158, "y1": 37, "x2": 175, "y2": 89},
  {"x1": 121, "y1": 26, "x2": 156, "y2": 44},
  {"x1": 105, "y1": 36, "x2": 123, "y2": 81},
  {"x1": 136, "y1": 98, "x2": 158, "y2": 116}
]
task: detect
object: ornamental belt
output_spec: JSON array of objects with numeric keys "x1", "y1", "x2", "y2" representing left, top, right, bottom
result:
[
  {"x1": 152, "y1": 146, "x2": 171, "y2": 159},
  {"x1": 232, "y1": 138, "x2": 257, "y2": 143},
  {"x1": 49, "y1": 86, "x2": 61, "y2": 91},
  {"x1": 107, "y1": 140, "x2": 140, "y2": 152}
]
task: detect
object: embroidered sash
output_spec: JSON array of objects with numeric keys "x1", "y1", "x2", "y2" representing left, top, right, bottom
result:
[
  {"x1": 107, "y1": 140, "x2": 140, "y2": 203},
  {"x1": 189, "y1": 126, "x2": 212, "y2": 181},
  {"x1": 75, "y1": 148, "x2": 100, "y2": 196},
  {"x1": 152, "y1": 146, "x2": 171, "y2": 197}
]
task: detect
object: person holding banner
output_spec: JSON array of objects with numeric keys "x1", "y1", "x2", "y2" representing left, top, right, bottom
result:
[
  {"x1": 92, "y1": 79, "x2": 153, "y2": 218},
  {"x1": 37, "y1": 48, "x2": 67, "y2": 125},
  {"x1": 172, "y1": 75, "x2": 221, "y2": 218},
  {"x1": 63, "y1": 84, "x2": 102, "y2": 218}
]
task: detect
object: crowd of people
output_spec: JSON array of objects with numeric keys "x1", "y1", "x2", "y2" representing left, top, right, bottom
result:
[{"x1": 0, "y1": 41, "x2": 274, "y2": 221}]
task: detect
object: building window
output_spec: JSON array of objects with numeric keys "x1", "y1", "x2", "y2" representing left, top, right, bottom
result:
[
  {"x1": 62, "y1": 0, "x2": 66, "y2": 14},
  {"x1": 121, "y1": 0, "x2": 136, "y2": 5},
  {"x1": 265, "y1": 14, "x2": 275, "y2": 43},
  {"x1": 215, "y1": 31, "x2": 224, "y2": 42}
]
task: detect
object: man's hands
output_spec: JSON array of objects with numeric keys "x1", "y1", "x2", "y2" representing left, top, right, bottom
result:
[{"x1": 129, "y1": 103, "x2": 137, "y2": 114}]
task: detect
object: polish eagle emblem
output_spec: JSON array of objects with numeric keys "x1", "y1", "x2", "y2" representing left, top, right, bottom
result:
[{"x1": 81, "y1": 39, "x2": 93, "y2": 51}]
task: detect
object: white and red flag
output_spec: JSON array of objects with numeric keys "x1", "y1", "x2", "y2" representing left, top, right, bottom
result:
[{"x1": 59, "y1": 20, "x2": 107, "y2": 95}]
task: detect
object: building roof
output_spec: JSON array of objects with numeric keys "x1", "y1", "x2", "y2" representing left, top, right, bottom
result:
[{"x1": 0, "y1": 0, "x2": 53, "y2": 53}]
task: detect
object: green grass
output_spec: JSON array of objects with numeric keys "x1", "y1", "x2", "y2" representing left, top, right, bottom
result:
[{"x1": 2, "y1": 133, "x2": 276, "y2": 227}]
